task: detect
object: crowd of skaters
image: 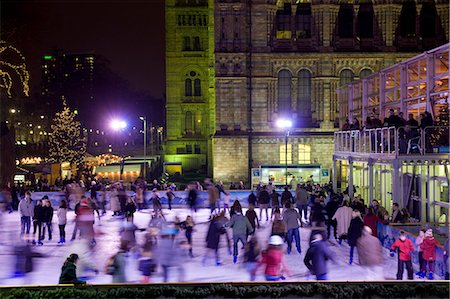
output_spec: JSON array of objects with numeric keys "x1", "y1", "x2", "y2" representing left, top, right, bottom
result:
[{"x1": 6, "y1": 177, "x2": 450, "y2": 284}]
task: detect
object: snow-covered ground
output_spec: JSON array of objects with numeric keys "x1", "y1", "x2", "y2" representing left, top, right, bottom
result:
[{"x1": 0, "y1": 208, "x2": 433, "y2": 285}]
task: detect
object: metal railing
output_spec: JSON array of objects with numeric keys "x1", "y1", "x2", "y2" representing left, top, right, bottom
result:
[{"x1": 335, "y1": 126, "x2": 449, "y2": 156}]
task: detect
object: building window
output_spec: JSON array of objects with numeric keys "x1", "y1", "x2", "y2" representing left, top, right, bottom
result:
[
  {"x1": 185, "y1": 71, "x2": 201, "y2": 97},
  {"x1": 400, "y1": 0, "x2": 416, "y2": 37},
  {"x1": 193, "y1": 36, "x2": 201, "y2": 50},
  {"x1": 298, "y1": 144, "x2": 311, "y2": 164},
  {"x1": 358, "y1": 2, "x2": 374, "y2": 38},
  {"x1": 420, "y1": 2, "x2": 437, "y2": 38},
  {"x1": 185, "y1": 78, "x2": 192, "y2": 96},
  {"x1": 359, "y1": 68, "x2": 373, "y2": 79},
  {"x1": 183, "y1": 36, "x2": 191, "y2": 51},
  {"x1": 186, "y1": 144, "x2": 193, "y2": 154},
  {"x1": 278, "y1": 70, "x2": 292, "y2": 113},
  {"x1": 185, "y1": 111, "x2": 193, "y2": 134},
  {"x1": 339, "y1": 69, "x2": 354, "y2": 87},
  {"x1": 194, "y1": 144, "x2": 201, "y2": 154},
  {"x1": 194, "y1": 111, "x2": 202, "y2": 133},
  {"x1": 337, "y1": 4, "x2": 354, "y2": 38},
  {"x1": 280, "y1": 144, "x2": 292, "y2": 164},
  {"x1": 275, "y1": 3, "x2": 292, "y2": 39},
  {"x1": 296, "y1": 3, "x2": 312, "y2": 38},
  {"x1": 194, "y1": 78, "x2": 201, "y2": 96},
  {"x1": 297, "y1": 69, "x2": 311, "y2": 116}
]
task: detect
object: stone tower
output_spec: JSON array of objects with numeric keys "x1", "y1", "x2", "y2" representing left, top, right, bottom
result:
[{"x1": 165, "y1": 0, "x2": 216, "y2": 175}]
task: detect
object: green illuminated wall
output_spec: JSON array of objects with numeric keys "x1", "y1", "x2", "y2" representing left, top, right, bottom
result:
[{"x1": 165, "y1": 0, "x2": 215, "y2": 175}]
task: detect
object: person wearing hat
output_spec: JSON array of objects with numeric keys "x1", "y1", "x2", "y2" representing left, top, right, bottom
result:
[
  {"x1": 255, "y1": 235, "x2": 290, "y2": 281},
  {"x1": 419, "y1": 229, "x2": 440, "y2": 279},
  {"x1": 304, "y1": 234, "x2": 335, "y2": 280},
  {"x1": 390, "y1": 230, "x2": 415, "y2": 280}
]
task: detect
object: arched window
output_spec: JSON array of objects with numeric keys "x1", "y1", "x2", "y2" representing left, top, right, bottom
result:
[
  {"x1": 338, "y1": 4, "x2": 354, "y2": 38},
  {"x1": 358, "y1": 2, "x2": 374, "y2": 38},
  {"x1": 194, "y1": 111, "x2": 202, "y2": 133},
  {"x1": 183, "y1": 36, "x2": 191, "y2": 51},
  {"x1": 278, "y1": 70, "x2": 292, "y2": 113},
  {"x1": 185, "y1": 78, "x2": 192, "y2": 96},
  {"x1": 193, "y1": 36, "x2": 201, "y2": 50},
  {"x1": 399, "y1": 1, "x2": 416, "y2": 37},
  {"x1": 339, "y1": 69, "x2": 354, "y2": 87},
  {"x1": 185, "y1": 111, "x2": 193, "y2": 134},
  {"x1": 359, "y1": 68, "x2": 373, "y2": 79},
  {"x1": 194, "y1": 78, "x2": 201, "y2": 96},
  {"x1": 420, "y1": 2, "x2": 437, "y2": 38},
  {"x1": 297, "y1": 69, "x2": 311, "y2": 117}
]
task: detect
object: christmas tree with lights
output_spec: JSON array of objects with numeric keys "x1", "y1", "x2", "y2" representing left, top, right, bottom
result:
[{"x1": 49, "y1": 101, "x2": 86, "y2": 169}]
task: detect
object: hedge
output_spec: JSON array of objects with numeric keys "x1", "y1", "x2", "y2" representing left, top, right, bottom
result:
[{"x1": 0, "y1": 282, "x2": 449, "y2": 299}]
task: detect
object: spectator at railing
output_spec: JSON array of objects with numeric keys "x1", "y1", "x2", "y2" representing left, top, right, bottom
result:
[
  {"x1": 350, "y1": 117, "x2": 360, "y2": 130},
  {"x1": 420, "y1": 111, "x2": 434, "y2": 129},
  {"x1": 391, "y1": 203, "x2": 405, "y2": 224},
  {"x1": 363, "y1": 117, "x2": 373, "y2": 130},
  {"x1": 371, "y1": 115, "x2": 383, "y2": 128},
  {"x1": 406, "y1": 114, "x2": 419, "y2": 127},
  {"x1": 342, "y1": 118, "x2": 350, "y2": 131},
  {"x1": 398, "y1": 112, "x2": 407, "y2": 127},
  {"x1": 387, "y1": 109, "x2": 403, "y2": 128}
]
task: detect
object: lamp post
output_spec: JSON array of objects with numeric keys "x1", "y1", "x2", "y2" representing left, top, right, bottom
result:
[
  {"x1": 139, "y1": 116, "x2": 147, "y2": 179},
  {"x1": 276, "y1": 118, "x2": 292, "y2": 187}
]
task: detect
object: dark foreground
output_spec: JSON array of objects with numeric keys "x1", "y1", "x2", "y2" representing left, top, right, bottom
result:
[{"x1": 0, "y1": 281, "x2": 449, "y2": 299}]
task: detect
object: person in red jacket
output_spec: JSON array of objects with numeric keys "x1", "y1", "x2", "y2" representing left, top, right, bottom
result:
[
  {"x1": 255, "y1": 235, "x2": 290, "y2": 281},
  {"x1": 419, "y1": 229, "x2": 441, "y2": 280},
  {"x1": 390, "y1": 230, "x2": 414, "y2": 280},
  {"x1": 363, "y1": 208, "x2": 383, "y2": 238}
]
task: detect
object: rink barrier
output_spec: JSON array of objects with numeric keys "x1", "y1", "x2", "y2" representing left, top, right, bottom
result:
[
  {"x1": 377, "y1": 222, "x2": 448, "y2": 278},
  {"x1": 27, "y1": 190, "x2": 288, "y2": 209},
  {"x1": 0, "y1": 281, "x2": 448, "y2": 299}
]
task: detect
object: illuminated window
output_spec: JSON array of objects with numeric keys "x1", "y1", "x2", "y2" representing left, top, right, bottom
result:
[
  {"x1": 194, "y1": 111, "x2": 202, "y2": 133},
  {"x1": 278, "y1": 70, "x2": 292, "y2": 113},
  {"x1": 298, "y1": 144, "x2": 311, "y2": 164},
  {"x1": 280, "y1": 144, "x2": 292, "y2": 164}
]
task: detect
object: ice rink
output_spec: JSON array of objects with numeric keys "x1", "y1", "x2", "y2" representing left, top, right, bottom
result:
[{"x1": 0, "y1": 207, "x2": 434, "y2": 285}]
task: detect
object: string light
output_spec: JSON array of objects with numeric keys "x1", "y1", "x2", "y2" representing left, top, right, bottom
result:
[{"x1": 0, "y1": 41, "x2": 30, "y2": 97}]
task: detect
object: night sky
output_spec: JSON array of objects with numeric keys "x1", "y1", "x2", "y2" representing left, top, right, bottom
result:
[{"x1": 1, "y1": 0, "x2": 165, "y2": 99}]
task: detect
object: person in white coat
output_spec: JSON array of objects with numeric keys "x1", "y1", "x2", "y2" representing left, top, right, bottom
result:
[
  {"x1": 332, "y1": 200, "x2": 353, "y2": 244},
  {"x1": 57, "y1": 200, "x2": 68, "y2": 244}
]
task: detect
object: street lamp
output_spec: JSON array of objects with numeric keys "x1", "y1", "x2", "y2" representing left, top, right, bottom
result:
[
  {"x1": 110, "y1": 119, "x2": 127, "y2": 131},
  {"x1": 109, "y1": 118, "x2": 127, "y2": 180},
  {"x1": 139, "y1": 116, "x2": 147, "y2": 179},
  {"x1": 276, "y1": 118, "x2": 292, "y2": 187}
]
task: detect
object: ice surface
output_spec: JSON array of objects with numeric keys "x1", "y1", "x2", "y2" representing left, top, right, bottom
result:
[{"x1": 0, "y1": 208, "x2": 434, "y2": 285}]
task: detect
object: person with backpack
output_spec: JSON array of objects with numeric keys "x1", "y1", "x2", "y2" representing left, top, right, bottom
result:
[{"x1": 59, "y1": 254, "x2": 85, "y2": 284}]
